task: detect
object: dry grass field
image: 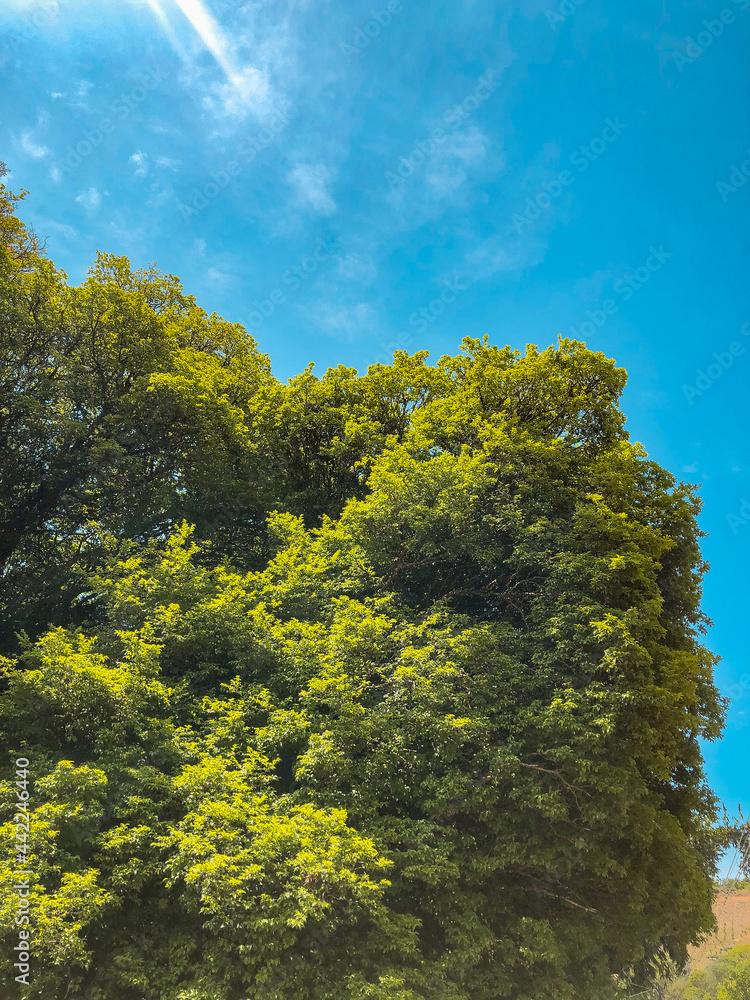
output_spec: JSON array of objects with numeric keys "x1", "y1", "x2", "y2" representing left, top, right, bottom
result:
[{"x1": 688, "y1": 892, "x2": 750, "y2": 970}]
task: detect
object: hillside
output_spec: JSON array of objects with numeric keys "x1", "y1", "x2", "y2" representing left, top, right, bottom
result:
[{"x1": 689, "y1": 892, "x2": 750, "y2": 970}]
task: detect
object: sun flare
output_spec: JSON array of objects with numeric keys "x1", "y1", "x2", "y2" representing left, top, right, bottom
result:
[{"x1": 170, "y1": 0, "x2": 237, "y2": 79}]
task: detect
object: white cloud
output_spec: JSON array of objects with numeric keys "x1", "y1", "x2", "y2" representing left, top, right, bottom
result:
[
  {"x1": 145, "y1": 0, "x2": 302, "y2": 135},
  {"x1": 150, "y1": 0, "x2": 272, "y2": 119},
  {"x1": 75, "y1": 187, "x2": 102, "y2": 214},
  {"x1": 37, "y1": 218, "x2": 77, "y2": 242},
  {"x1": 129, "y1": 151, "x2": 149, "y2": 177},
  {"x1": 20, "y1": 129, "x2": 49, "y2": 160},
  {"x1": 441, "y1": 126, "x2": 489, "y2": 166},
  {"x1": 155, "y1": 156, "x2": 180, "y2": 169},
  {"x1": 145, "y1": 182, "x2": 175, "y2": 209},
  {"x1": 287, "y1": 163, "x2": 337, "y2": 216},
  {"x1": 148, "y1": 119, "x2": 181, "y2": 136},
  {"x1": 214, "y1": 66, "x2": 270, "y2": 117},
  {"x1": 465, "y1": 232, "x2": 548, "y2": 279},
  {"x1": 426, "y1": 128, "x2": 491, "y2": 189},
  {"x1": 15, "y1": 111, "x2": 51, "y2": 161},
  {"x1": 311, "y1": 301, "x2": 376, "y2": 339},
  {"x1": 379, "y1": 124, "x2": 504, "y2": 238},
  {"x1": 207, "y1": 267, "x2": 230, "y2": 284}
]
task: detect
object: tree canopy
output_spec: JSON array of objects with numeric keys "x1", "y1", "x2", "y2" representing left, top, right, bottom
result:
[{"x1": 0, "y1": 169, "x2": 726, "y2": 1000}]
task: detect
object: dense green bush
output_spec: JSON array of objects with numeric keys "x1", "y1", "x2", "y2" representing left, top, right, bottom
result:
[{"x1": 668, "y1": 947, "x2": 750, "y2": 1000}]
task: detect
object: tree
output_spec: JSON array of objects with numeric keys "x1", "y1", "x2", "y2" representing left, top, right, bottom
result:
[
  {"x1": 0, "y1": 171, "x2": 284, "y2": 649},
  {"x1": 719, "y1": 963, "x2": 750, "y2": 1000},
  {"x1": 0, "y1": 176, "x2": 727, "y2": 999},
  {"x1": 0, "y1": 177, "x2": 449, "y2": 652},
  {"x1": 0, "y1": 162, "x2": 41, "y2": 269}
]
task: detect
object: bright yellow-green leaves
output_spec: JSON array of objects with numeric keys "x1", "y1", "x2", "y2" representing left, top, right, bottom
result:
[
  {"x1": 0, "y1": 762, "x2": 110, "y2": 992},
  {"x1": 0, "y1": 176, "x2": 725, "y2": 998},
  {"x1": 719, "y1": 963, "x2": 750, "y2": 1000},
  {"x1": 0, "y1": 162, "x2": 41, "y2": 274},
  {"x1": 0, "y1": 629, "x2": 172, "y2": 756}
]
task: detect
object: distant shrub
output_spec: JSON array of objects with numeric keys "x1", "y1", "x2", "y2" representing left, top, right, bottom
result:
[{"x1": 670, "y1": 947, "x2": 750, "y2": 1000}]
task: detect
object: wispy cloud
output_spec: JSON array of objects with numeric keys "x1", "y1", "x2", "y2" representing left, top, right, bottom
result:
[
  {"x1": 146, "y1": 0, "x2": 273, "y2": 118},
  {"x1": 310, "y1": 301, "x2": 377, "y2": 340},
  {"x1": 287, "y1": 164, "x2": 337, "y2": 216},
  {"x1": 210, "y1": 65, "x2": 270, "y2": 117},
  {"x1": 129, "y1": 151, "x2": 149, "y2": 177},
  {"x1": 145, "y1": 183, "x2": 175, "y2": 210},
  {"x1": 422, "y1": 128, "x2": 493, "y2": 198},
  {"x1": 207, "y1": 266, "x2": 230, "y2": 285},
  {"x1": 465, "y1": 232, "x2": 548, "y2": 279},
  {"x1": 75, "y1": 187, "x2": 102, "y2": 214},
  {"x1": 15, "y1": 109, "x2": 50, "y2": 161},
  {"x1": 37, "y1": 217, "x2": 77, "y2": 243},
  {"x1": 19, "y1": 128, "x2": 49, "y2": 160}
]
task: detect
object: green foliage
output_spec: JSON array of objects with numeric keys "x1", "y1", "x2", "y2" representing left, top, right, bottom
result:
[
  {"x1": 719, "y1": 962, "x2": 750, "y2": 1000},
  {"x1": 667, "y1": 947, "x2": 750, "y2": 1000},
  {"x1": 0, "y1": 174, "x2": 727, "y2": 999}
]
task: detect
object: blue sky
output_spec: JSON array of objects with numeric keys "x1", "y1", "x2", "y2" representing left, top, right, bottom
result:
[{"x1": 2, "y1": 0, "x2": 749, "y2": 841}]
